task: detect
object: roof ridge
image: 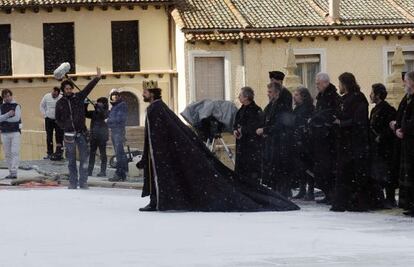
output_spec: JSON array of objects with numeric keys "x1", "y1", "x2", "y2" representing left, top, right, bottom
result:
[
  {"x1": 386, "y1": 0, "x2": 414, "y2": 22},
  {"x1": 223, "y1": 0, "x2": 250, "y2": 29},
  {"x1": 306, "y1": 0, "x2": 338, "y2": 25},
  {"x1": 171, "y1": 8, "x2": 185, "y2": 29}
]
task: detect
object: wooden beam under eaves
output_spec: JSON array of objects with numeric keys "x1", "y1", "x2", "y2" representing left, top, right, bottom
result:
[
  {"x1": 87, "y1": 6, "x2": 94, "y2": 11},
  {"x1": 60, "y1": 6, "x2": 67, "y2": 12},
  {"x1": 114, "y1": 5, "x2": 121, "y2": 10},
  {"x1": 74, "y1": 6, "x2": 81, "y2": 11},
  {"x1": 141, "y1": 5, "x2": 148, "y2": 10}
]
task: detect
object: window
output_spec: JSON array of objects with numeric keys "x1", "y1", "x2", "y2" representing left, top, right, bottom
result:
[
  {"x1": 387, "y1": 51, "x2": 414, "y2": 75},
  {"x1": 112, "y1": 21, "x2": 140, "y2": 72},
  {"x1": 194, "y1": 57, "x2": 225, "y2": 101},
  {"x1": 43, "y1": 22, "x2": 75, "y2": 75},
  {"x1": 294, "y1": 54, "x2": 321, "y2": 97},
  {"x1": 0, "y1": 24, "x2": 12, "y2": 76}
]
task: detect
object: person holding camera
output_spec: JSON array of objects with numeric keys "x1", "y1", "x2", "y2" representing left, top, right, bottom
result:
[
  {"x1": 233, "y1": 87, "x2": 263, "y2": 183},
  {"x1": 107, "y1": 90, "x2": 128, "y2": 182},
  {"x1": 0, "y1": 89, "x2": 22, "y2": 179},
  {"x1": 55, "y1": 67, "x2": 101, "y2": 189},
  {"x1": 86, "y1": 97, "x2": 109, "y2": 177}
]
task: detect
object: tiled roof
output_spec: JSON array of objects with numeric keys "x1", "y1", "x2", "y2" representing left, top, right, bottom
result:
[
  {"x1": 174, "y1": 0, "x2": 414, "y2": 41},
  {"x1": 232, "y1": 0, "x2": 328, "y2": 28},
  {"x1": 0, "y1": 0, "x2": 170, "y2": 7},
  {"x1": 185, "y1": 27, "x2": 414, "y2": 41},
  {"x1": 178, "y1": 0, "x2": 242, "y2": 29},
  {"x1": 313, "y1": 0, "x2": 413, "y2": 25}
]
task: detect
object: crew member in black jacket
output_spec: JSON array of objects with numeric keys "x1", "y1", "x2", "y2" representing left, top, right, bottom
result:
[
  {"x1": 86, "y1": 97, "x2": 109, "y2": 177},
  {"x1": 56, "y1": 67, "x2": 101, "y2": 189}
]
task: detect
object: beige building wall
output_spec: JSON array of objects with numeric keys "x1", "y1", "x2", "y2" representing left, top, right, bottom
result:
[
  {"x1": 182, "y1": 36, "x2": 413, "y2": 109},
  {"x1": 0, "y1": 7, "x2": 174, "y2": 160}
]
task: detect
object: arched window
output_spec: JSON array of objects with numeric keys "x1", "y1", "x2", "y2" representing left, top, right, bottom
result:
[{"x1": 120, "y1": 91, "x2": 140, "y2": 126}]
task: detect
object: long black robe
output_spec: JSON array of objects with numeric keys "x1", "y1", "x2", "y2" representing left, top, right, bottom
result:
[
  {"x1": 139, "y1": 99, "x2": 299, "y2": 212},
  {"x1": 233, "y1": 101, "x2": 263, "y2": 182},
  {"x1": 395, "y1": 95, "x2": 408, "y2": 208},
  {"x1": 369, "y1": 101, "x2": 397, "y2": 186},
  {"x1": 292, "y1": 102, "x2": 314, "y2": 187},
  {"x1": 261, "y1": 98, "x2": 294, "y2": 197},
  {"x1": 398, "y1": 94, "x2": 414, "y2": 211},
  {"x1": 333, "y1": 91, "x2": 382, "y2": 211},
  {"x1": 310, "y1": 84, "x2": 340, "y2": 197}
]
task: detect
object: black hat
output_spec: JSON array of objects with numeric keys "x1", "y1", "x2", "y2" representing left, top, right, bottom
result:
[{"x1": 269, "y1": 71, "x2": 285, "y2": 81}]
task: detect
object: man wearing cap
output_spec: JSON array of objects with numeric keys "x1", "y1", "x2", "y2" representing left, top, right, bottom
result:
[
  {"x1": 269, "y1": 71, "x2": 293, "y2": 110},
  {"x1": 107, "y1": 90, "x2": 128, "y2": 182}
]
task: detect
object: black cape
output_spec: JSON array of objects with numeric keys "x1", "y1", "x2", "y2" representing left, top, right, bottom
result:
[{"x1": 140, "y1": 100, "x2": 299, "y2": 212}]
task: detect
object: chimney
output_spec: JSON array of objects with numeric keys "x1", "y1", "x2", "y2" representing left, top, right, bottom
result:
[{"x1": 328, "y1": 0, "x2": 341, "y2": 23}]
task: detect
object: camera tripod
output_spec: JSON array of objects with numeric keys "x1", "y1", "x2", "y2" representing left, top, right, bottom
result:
[{"x1": 206, "y1": 134, "x2": 235, "y2": 165}]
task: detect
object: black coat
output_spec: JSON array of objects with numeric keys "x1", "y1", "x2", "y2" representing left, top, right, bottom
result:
[
  {"x1": 398, "y1": 95, "x2": 414, "y2": 210},
  {"x1": 261, "y1": 98, "x2": 294, "y2": 196},
  {"x1": 310, "y1": 84, "x2": 340, "y2": 193},
  {"x1": 369, "y1": 101, "x2": 396, "y2": 184},
  {"x1": 293, "y1": 102, "x2": 314, "y2": 177},
  {"x1": 137, "y1": 99, "x2": 299, "y2": 212},
  {"x1": 334, "y1": 91, "x2": 379, "y2": 211},
  {"x1": 233, "y1": 101, "x2": 263, "y2": 181},
  {"x1": 56, "y1": 77, "x2": 100, "y2": 133},
  {"x1": 85, "y1": 103, "x2": 109, "y2": 141}
]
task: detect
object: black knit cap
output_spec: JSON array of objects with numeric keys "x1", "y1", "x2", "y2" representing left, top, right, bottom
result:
[{"x1": 269, "y1": 71, "x2": 285, "y2": 81}]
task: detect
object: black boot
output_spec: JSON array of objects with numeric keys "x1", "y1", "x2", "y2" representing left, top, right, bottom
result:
[{"x1": 139, "y1": 197, "x2": 157, "y2": 212}]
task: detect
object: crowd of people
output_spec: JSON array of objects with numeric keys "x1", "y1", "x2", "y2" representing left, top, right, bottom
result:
[
  {"x1": 0, "y1": 67, "x2": 413, "y2": 215},
  {"x1": 0, "y1": 67, "x2": 129, "y2": 188},
  {"x1": 233, "y1": 70, "x2": 414, "y2": 216}
]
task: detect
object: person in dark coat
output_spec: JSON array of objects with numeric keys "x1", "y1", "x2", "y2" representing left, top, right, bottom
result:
[
  {"x1": 107, "y1": 90, "x2": 128, "y2": 182},
  {"x1": 309, "y1": 73, "x2": 340, "y2": 204},
  {"x1": 292, "y1": 87, "x2": 315, "y2": 200},
  {"x1": 233, "y1": 87, "x2": 263, "y2": 183},
  {"x1": 331, "y1": 72, "x2": 378, "y2": 212},
  {"x1": 136, "y1": 87, "x2": 299, "y2": 212},
  {"x1": 55, "y1": 67, "x2": 101, "y2": 189},
  {"x1": 369, "y1": 83, "x2": 397, "y2": 208},
  {"x1": 86, "y1": 97, "x2": 109, "y2": 177},
  {"x1": 394, "y1": 71, "x2": 414, "y2": 216},
  {"x1": 256, "y1": 82, "x2": 294, "y2": 197},
  {"x1": 390, "y1": 95, "x2": 407, "y2": 209},
  {"x1": 269, "y1": 71, "x2": 293, "y2": 109}
]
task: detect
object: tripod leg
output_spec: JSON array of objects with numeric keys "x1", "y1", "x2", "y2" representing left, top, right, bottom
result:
[{"x1": 218, "y1": 138, "x2": 235, "y2": 165}]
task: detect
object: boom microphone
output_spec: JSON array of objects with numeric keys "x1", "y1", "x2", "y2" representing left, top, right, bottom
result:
[
  {"x1": 53, "y1": 62, "x2": 94, "y2": 105},
  {"x1": 53, "y1": 62, "x2": 71, "y2": 80}
]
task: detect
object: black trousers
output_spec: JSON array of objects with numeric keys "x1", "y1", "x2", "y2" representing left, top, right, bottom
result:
[
  {"x1": 88, "y1": 137, "x2": 107, "y2": 175},
  {"x1": 45, "y1": 118, "x2": 63, "y2": 155}
]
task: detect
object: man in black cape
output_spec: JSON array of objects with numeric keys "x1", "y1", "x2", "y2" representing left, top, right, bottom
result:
[{"x1": 136, "y1": 87, "x2": 299, "y2": 212}]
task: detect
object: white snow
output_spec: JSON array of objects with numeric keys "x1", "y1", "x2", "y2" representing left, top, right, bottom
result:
[{"x1": 1, "y1": 187, "x2": 414, "y2": 267}]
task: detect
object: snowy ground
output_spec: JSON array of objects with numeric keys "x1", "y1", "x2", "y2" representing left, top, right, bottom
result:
[{"x1": 1, "y1": 187, "x2": 414, "y2": 267}]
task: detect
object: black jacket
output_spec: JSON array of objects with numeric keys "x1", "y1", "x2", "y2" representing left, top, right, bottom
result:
[
  {"x1": 56, "y1": 77, "x2": 100, "y2": 133},
  {"x1": 370, "y1": 101, "x2": 396, "y2": 157},
  {"x1": 85, "y1": 102, "x2": 109, "y2": 141}
]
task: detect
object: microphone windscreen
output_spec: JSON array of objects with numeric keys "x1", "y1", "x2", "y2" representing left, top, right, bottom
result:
[{"x1": 53, "y1": 62, "x2": 71, "y2": 80}]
